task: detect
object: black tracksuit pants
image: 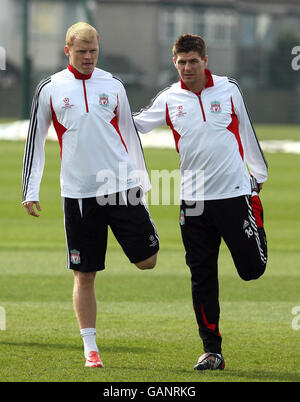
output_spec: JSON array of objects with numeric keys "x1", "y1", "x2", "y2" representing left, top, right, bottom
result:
[{"x1": 180, "y1": 194, "x2": 267, "y2": 354}]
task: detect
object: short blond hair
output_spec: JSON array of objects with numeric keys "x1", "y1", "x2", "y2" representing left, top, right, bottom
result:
[{"x1": 65, "y1": 22, "x2": 100, "y2": 47}]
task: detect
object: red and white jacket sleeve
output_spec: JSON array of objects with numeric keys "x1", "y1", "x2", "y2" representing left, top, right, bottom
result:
[
  {"x1": 117, "y1": 83, "x2": 151, "y2": 193},
  {"x1": 133, "y1": 90, "x2": 168, "y2": 134},
  {"x1": 22, "y1": 79, "x2": 52, "y2": 203},
  {"x1": 231, "y1": 84, "x2": 268, "y2": 184}
]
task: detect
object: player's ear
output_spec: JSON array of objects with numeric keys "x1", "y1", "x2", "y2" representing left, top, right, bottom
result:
[{"x1": 64, "y1": 45, "x2": 70, "y2": 57}]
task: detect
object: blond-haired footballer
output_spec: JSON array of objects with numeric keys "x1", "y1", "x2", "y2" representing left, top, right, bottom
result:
[{"x1": 22, "y1": 22, "x2": 159, "y2": 368}]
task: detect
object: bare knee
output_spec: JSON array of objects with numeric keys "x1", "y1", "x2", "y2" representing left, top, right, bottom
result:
[
  {"x1": 135, "y1": 253, "x2": 157, "y2": 270},
  {"x1": 73, "y1": 270, "x2": 96, "y2": 287}
]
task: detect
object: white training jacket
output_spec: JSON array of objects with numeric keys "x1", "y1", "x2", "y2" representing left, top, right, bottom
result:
[
  {"x1": 134, "y1": 69, "x2": 268, "y2": 201},
  {"x1": 22, "y1": 65, "x2": 150, "y2": 202}
]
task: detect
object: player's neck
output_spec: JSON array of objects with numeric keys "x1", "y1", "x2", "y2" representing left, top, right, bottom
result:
[
  {"x1": 181, "y1": 74, "x2": 207, "y2": 94},
  {"x1": 190, "y1": 76, "x2": 207, "y2": 93},
  {"x1": 68, "y1": 64, "x2": 93, "y2": 80}
]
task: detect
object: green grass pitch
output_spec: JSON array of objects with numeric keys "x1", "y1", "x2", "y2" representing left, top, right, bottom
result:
[{"x1": 0, "y1": 124, "x2": 299, "y2": 382}]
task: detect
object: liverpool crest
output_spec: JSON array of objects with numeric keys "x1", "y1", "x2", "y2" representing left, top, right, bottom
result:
[
  {"x1": 210, "y1": 101, "x2": 221, "y2": 113},
  {"x1": 70, "y1": 249, "x2": 81, "y2": 264},
  {"x1": 99, "y1": 93, "x2": 109, "y2": 107},
  {"x1": 179, "y1": 209, "x2": 185, "y2": 225}
]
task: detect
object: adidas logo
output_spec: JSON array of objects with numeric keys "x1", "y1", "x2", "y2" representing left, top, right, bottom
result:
[
  {"x1": 243, "y1": 220, "x2": 250, "y2": 229},
  {"x1": 149, "y1": 234, "x2": 158, "y2": 247}
]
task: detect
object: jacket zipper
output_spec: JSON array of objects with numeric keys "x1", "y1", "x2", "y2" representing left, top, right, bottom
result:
[
  {"x1": 197, "y1": 92, "x2": 206, "y2": 122},
  {"x1": 82, "y1": 80, "x2": 89, "y2": 113}
]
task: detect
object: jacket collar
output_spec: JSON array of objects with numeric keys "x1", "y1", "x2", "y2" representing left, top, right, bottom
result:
[
  {"x1": 68, "y1": 64, "x2": 93, "y2": 80},
  {"x1": 180, "y1": 68, "x2": 214, "y2": 94}
]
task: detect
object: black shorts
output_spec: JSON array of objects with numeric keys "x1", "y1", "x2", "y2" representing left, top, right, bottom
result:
[{"x1": 63, "y1": 188, "x2": 159, "y2": 272}]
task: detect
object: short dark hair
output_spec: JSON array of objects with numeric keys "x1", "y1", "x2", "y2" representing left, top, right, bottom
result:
[{"x1": 173, "y1": 34, "x2": 206, "y2": 59}]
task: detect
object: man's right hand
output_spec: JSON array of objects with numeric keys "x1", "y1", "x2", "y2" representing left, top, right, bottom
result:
[{"x1": 23, "y1": 201, "x2": 42, "y2": 217}]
